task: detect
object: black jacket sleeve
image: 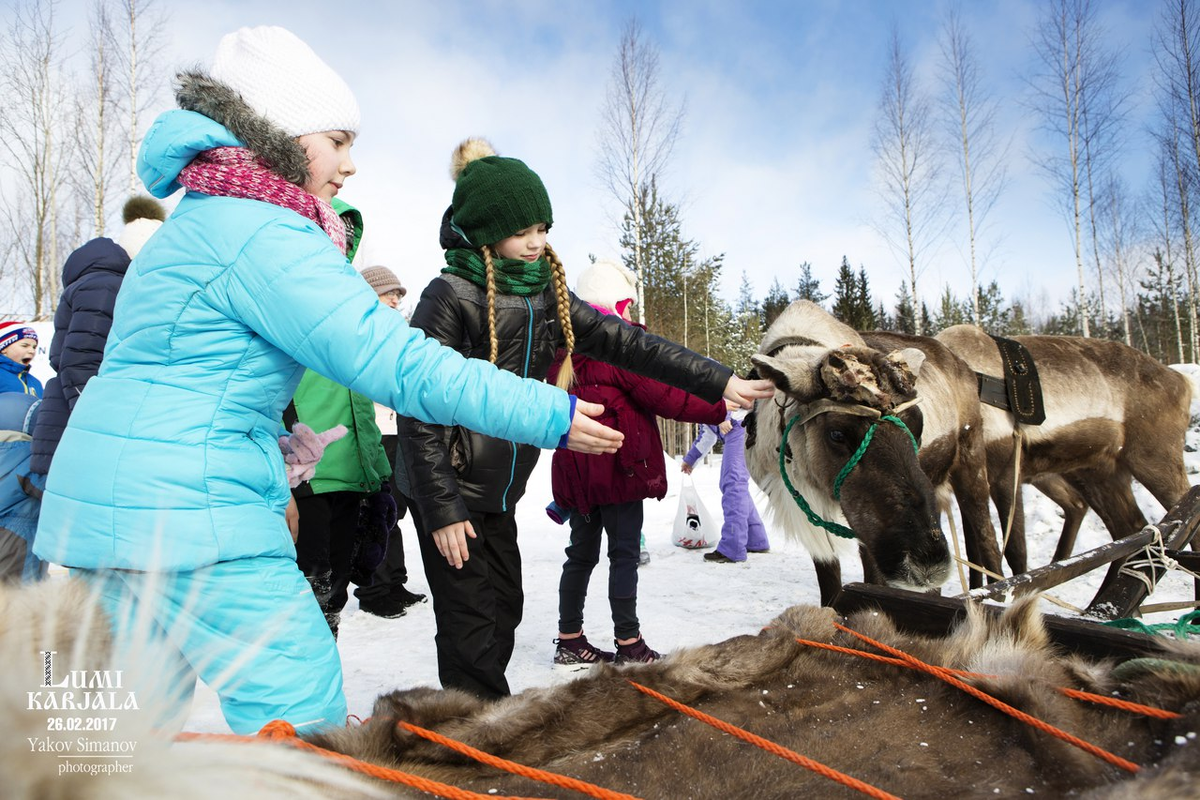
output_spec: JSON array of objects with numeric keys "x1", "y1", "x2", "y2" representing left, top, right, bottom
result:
[
  {"x1": 568, "y1": 295, "x2": 733, "y2": 403},
  {"x1": 396, "y1": 278, "x2": 473, "y2": 532}
]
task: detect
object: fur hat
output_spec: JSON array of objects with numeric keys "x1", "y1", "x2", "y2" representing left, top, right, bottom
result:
[
  {"x1": 0, "y1": 321, "x2": 36, "y2": 353},
  {"x1": 448, "y1": 138, "x2": 552, "y2": 248},
  {"x1": 575, "y1": 259, "x2": 637, "y2": 314},
  {"x1": 117, "y1": 196, "x2": 167, "y2": 259},
  {"x1": 210, "y1": 26, "x2": 359, "y2": 138},
  {"x1": 360, "y1": 266, "x2": 405, "y2": 297}
]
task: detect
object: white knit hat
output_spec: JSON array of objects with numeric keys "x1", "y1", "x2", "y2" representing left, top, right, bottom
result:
[
  {"x1": 210, "y1": 26, "x2": 360, "y2": 137},
  {"x1": 575, "y1": 258, "x2": 637, "y2": 311},
  {"x1": 117, "y1": 218, "x2": 162, "y2": 259}
]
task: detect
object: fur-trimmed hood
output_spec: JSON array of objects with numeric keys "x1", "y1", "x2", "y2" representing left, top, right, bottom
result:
[
  {"x1": 175, "y1": 71, "x2": 310, "y2": 186},
  {"x1": 136, "y1": 71, "x2": 312, "y2": 199}
]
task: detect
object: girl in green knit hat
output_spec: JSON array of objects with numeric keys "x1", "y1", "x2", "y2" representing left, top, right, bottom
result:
[{"x1": 394, "y1": 137, "x2": 772, "y2": 700}]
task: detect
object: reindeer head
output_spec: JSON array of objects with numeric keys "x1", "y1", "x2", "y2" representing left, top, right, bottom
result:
[{"x1": 748, "y1": 341, "x2": 950, "y2": 596}]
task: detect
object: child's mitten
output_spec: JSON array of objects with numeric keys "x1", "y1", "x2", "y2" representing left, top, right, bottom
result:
[{"x1": 278, "y1": 423, "x2": 348, "y2": 487}]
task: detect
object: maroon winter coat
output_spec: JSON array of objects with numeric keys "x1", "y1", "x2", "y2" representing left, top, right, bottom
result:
[{"x1": 549, "y1": 333, "x2": 727, "y2": 515}]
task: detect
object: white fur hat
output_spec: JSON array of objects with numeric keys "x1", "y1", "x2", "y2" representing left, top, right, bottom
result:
[
  {"x1": 575, "y1": 258, "x2": 637, "y2": 311},
  {"x1": 117, "y1": 218, "x2": 162, "y2": 259},
  {"x1": 210, "y1": 26, "x2": 360, "y2": 137}
]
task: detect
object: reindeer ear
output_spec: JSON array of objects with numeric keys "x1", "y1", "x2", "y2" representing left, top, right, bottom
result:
[
  {"x1": 750, "y1": 354, "x2": 792, "y2": 392},
  {"x1": 887, "y1": 347, "x2": 926, "y2": 379},
  {"x1": 751, "y1": 353, "x2": 824, "y2": 398}
]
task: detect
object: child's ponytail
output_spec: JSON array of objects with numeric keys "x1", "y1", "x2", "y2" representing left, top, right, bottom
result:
[
  {"x1": 545, "y1": 243, "x2": 575, "y2": 390},
  {"x1": 481, "y1": 245, "x2": 500, "y2": 365}
]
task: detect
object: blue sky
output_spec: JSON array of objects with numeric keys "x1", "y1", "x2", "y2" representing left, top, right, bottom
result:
[{"x1": 47, "y1": 0, "x2": 1158, "y2": 320}]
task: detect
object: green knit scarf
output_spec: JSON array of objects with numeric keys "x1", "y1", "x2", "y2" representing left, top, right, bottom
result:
[{"x1": 442, "y1": 248, "x2": 551, "y2": 296}]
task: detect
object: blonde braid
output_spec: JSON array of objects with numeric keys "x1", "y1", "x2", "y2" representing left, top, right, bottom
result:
[
  {"x1": 545, "y1": 243, "x2": 575, "y2": 390},
  {"x1": 482, "y1": 245, "x2": 500, "y2": 364}
]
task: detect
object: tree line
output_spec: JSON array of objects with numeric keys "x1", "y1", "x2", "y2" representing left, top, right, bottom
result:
[
  {"x1": 600, "y1": 2, "x2": 1200, "y2": 372},
  {"x1": 7, "y1": 2, "x2": 1200, "y2": 372}
]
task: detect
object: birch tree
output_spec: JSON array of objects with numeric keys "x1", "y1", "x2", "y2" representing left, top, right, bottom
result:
[
  {"x1": 111, "y1": 0, "x2": 166, "y2": 196},
  {"x1": 596, "y1": 18, "x2": 684, "y2": 326},
  {"x1": 1028, "y1": 0, "x2": 1118, "y2": 338},
  {"x1": 872, "y1": 27, "x2": 944, "y2": 335},
  {"x1": 0, "y1": 0, "x2": 73, "y2": 318},
  {"x1": 1152, "y1": 0, "x2": 1200, "y2": 358},
  {"x1": 73, "y1": 0, "x2": 121, "y2": 237},
  {"x1": 937, "y1": 8, "x2": 1007, "y2": 327}
]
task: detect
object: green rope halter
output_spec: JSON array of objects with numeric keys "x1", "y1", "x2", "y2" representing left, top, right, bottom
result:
[{"x1": 777, "y1": 408, "x2": 920, "y2": 540}]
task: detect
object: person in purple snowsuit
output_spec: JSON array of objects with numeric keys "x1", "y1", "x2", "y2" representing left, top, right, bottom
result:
[{"x1": 681, "y1": 409, "x2": 769, "y2": 563}]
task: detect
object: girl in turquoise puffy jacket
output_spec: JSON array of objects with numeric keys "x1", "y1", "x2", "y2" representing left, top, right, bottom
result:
[{"x1": 33, "y1": 26, "x2": 623, "y2": 736}]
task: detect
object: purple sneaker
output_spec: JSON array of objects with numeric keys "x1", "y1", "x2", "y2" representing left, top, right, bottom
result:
[
  {"x1": 615, "y1": 635, "x2": 663, "y2": 665},
  {"x1": 553, "y1": 633, "x2": 615, "y2": 673}
]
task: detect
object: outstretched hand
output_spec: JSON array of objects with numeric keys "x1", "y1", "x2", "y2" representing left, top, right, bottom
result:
[
  {"x1": 723, "y1": 375, "x2": 775, "y2": 409},
  {"x1": 566, "y1": 400, "x2": 624, "y2": 454}
]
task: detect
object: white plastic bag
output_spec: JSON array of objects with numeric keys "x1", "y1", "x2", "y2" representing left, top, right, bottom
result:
[{"x1": 672, "y1": 477, "x2": 715, "y2": 549}]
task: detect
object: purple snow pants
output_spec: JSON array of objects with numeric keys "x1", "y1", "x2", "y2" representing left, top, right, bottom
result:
[{"x1": 714, "y1": 423, "x2": 769, "y2": 561}]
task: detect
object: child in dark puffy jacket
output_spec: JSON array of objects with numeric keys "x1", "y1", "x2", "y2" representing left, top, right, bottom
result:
[
  {"x1": 395, "y1": 139, "x2": 772, "y2": 700},
  {"x1": 30, "y1": 195, "x2": 165, "y2": 475},
  {"x1": 548, "y1": 260, "x2": 728, "y2": 669}
]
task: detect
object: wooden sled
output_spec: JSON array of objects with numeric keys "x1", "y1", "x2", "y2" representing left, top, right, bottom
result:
[{"x1": 832, "y1": 485, "x2": 1200, "y2": 661}]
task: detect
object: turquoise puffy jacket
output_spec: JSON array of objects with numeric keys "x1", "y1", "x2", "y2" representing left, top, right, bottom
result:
[{"x1": 35, "y1": 109, "x2": 571, "y2": 571}]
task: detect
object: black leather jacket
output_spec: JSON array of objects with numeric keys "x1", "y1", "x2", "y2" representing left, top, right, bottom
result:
[{"x1": 395, "y1": 272, "x2": 732, "y2": 532}]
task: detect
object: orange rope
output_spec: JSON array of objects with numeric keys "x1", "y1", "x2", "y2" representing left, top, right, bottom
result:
[
  {"x1": 176, "y1": 721, "x2": 540, "y2": 800},
  {"x1": 626, "y1": 680, "x2": 902, "y2": 800},
  {"x1": 398, "y1": 721, "x2": 644, "y2": 800},
  {"x1": 830, "y1": 623, "x2": 1140, "y2": 773},
  {"x1": 793, "y1": 636, "x2": 1182, "y2": 720}
]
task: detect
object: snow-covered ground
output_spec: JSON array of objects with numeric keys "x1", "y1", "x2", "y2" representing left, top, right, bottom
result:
[{"x1": 178, "y1": 385, "x2": 1200, "y2": 732}]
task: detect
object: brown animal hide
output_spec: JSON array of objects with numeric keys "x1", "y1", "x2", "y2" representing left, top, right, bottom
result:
[
  {"x1": 307, "y1": 597, "x2": 1200, "y2": 799},
  {"x1": 935, "y1": 325, "x2": 1193, "y2": 570}
]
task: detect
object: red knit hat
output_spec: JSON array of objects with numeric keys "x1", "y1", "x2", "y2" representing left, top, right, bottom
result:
[{"x1": 0, "y1": 321, "x2": 36, "y2": 352}]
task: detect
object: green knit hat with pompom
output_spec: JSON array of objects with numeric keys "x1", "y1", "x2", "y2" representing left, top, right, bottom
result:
[{"x1": 448, "y1": 138, "x2": 553, "y2": 247}]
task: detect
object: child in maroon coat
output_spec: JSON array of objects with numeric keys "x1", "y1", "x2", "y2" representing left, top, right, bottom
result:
[{"x1": 549, "y1": 260, "x2": 728, "y2": 668}]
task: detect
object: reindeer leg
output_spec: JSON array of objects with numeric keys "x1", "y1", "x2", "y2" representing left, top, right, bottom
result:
[
  {"x1": 951, "y1": 465, "x2": 1005, "y2": 586},
  {"x1": 813, "y1": 556, "x2": 843, "y2": 607},
  {"x1": 1032, "y1": 474, "x2": 1089, "y2": 562}
]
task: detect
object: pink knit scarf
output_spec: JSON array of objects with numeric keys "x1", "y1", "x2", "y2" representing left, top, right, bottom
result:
[{"x1": 178, "y1": 147, "x2": 347, "y2": 255}]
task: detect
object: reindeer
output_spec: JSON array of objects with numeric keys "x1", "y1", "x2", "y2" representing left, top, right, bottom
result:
[
  {"x1": 935, "y1": 325, "x2": 1192, "y2": 570},
  {"x1": 744, "y1": 301, "x2": 1003, "y2": 603}
]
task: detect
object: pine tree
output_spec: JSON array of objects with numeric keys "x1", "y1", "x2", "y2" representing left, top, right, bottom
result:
[
  {"x1": 855, "y1": 268, "x2": 877, "y2": 329},
  {"x1": 831, "y1": 256, "x2": 858, "y2": 325},
  {"x1": 762, "y1": 277, "x2": 791, "y2": 329},
  {"x1": 894, "y1": 281, "x2": 916, "y2": 334},
  {"x1": 794, "y1": 261, "x2": 828, "y2": 304}
]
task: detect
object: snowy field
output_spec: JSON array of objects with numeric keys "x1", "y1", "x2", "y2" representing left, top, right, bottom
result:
[{"x1": 175, "y1": 377, "x2": 1200, "y2": 732}]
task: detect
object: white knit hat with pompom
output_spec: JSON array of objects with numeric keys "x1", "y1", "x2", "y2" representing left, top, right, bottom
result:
[
  {"x1": 575, "y1": 258, "x2": 637, "y2": 312},
  {"x1": 211, "y1": 26, "x2": 359, "y2": 137}
]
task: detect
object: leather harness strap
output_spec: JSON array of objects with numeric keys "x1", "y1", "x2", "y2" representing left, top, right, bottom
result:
[{"x1": 975, "y1": 335, "x2": 1046, "y2": 426}]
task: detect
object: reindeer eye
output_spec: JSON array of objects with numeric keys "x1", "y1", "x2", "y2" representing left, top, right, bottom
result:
[{"x1": 828, "y1": 429, "x2": 847, "y2": 445}]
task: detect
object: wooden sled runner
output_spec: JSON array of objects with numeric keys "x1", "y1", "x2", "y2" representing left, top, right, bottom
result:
[{"x1": 833, "y1": 484, "x2": 1200, "y2": 661}]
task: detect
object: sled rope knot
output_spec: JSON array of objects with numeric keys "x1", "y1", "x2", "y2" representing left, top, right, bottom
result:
[
  {"x1": 778, "y1": 407, "x2": 919, "y2": 540},
  {"x1": 830, "y1": 622, "x2": 1140, "y2": 773},
  {"x1": 790, "y1": 634, "x2": 1182, "y2": 720},
  {"x1": 396, "y1": 720, "x2": 644, "y2": 800},
  {"x1": 176, "y1": 723, "x2": 536, "y2": 800},
  {"x1": 1113, "y1": 523, "x2": 1200, "y2": 599},
  {"x1": 626, "y1": 679, "x2": 902, "y2": 800}
]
